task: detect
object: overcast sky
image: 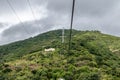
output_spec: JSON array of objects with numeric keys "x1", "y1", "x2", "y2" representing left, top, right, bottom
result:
[{"x1": 0, "y1": 0, "x2": 120, "y2": 45}]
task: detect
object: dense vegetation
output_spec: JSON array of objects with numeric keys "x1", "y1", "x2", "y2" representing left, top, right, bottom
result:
[{"x1": 0, "y1": 30, "x2": 120, "y2": 80}]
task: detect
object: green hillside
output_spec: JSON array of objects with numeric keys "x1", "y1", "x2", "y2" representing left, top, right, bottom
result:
[{"x1": 0, "y1": 30, "x2": 120, "y2": 80}]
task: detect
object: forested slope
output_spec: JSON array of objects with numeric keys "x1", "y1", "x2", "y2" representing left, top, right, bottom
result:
[{"x1": 0, "y1": 30, "x2": 120, "y2": 80}]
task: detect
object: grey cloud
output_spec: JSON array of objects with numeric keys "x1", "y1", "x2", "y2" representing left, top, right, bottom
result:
[
  {"x1": 0, "y1": 0, "x2": 11, "y2": 15},
  {"x1": 0, "y1": 0, "x2": 27, "y2": 14},
  {"x1": 0, "y1": 23, "x2": 5, "y2": 28},
  {"x1": 0, "y1": 15, "x2": 62, "y2": 45},
  {"x1": 0, "y1": 22, "x2": 39, "y2": 45},
  {"x1": 75, "y1": 0, "x2": 119, "y2": 16},
  {"x1": 0, "y1": 9, "x2": 69, "y2": 45},
  {"x1": 0, "y1": 23, "x2": 9, "y2": 30},
  {"x1": 0, "y1": 0, "x2": 46, "y2": 14},
  {"x1": 46, "y1": 0, "x2": 119, "y2": 17}
]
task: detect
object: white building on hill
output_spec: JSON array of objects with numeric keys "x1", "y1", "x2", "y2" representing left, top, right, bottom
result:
[{"x1": 44, "y1": 48, "x2": 55, "y2": 52}]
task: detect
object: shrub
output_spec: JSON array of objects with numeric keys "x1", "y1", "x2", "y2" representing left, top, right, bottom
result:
[
  {"x1": 15, "y1": 66, "x2": 22, "y2": 72},
  {"x1": 78, "y1": 72, "x2": 101, "y2": 80},
  {"x1": 2, "y1": 68, "x2": 12, "y2": 73},
  {"x1": 31, "y1": 70, "x2": 37, "y2": 74}
]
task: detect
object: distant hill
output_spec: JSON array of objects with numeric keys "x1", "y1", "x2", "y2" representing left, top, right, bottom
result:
[{"x1": 0, "y1": 29, "x2": 120, "y2": 80}]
